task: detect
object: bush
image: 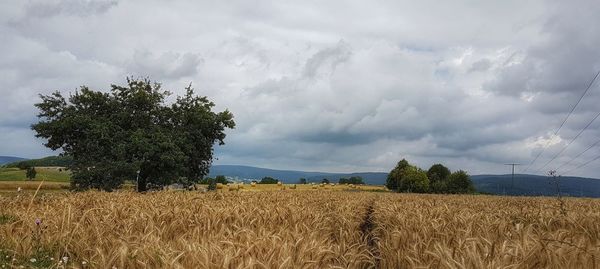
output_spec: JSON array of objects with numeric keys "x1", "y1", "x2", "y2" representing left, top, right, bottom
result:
[
  {"x1": 259, "y1": 177, "x2": 278, "y2": 184},
  {"x1": 339, "y1": 176, "x2": 364, "y2": 185}
]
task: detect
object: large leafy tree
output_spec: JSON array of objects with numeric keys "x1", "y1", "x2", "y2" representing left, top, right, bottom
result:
[{"x1": 32, "y1": 78, "x2": 235, "y2": 191}]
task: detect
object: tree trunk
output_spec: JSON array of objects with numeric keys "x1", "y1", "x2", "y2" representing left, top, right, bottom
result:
[{"x1": 137, "y1": 176, "x2": 148, "y2": 192}]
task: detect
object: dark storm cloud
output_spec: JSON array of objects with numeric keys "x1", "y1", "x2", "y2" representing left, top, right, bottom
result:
[{"x1": 1, "y1": 0, "x2": 600, "y2": 177}]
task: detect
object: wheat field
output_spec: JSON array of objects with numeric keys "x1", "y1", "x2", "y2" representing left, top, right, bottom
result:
[{"x1": 0, "y1": 191, "x2": 599, "y2": 268}]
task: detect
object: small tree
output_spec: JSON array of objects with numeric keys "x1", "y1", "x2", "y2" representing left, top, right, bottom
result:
[
  {"x1": 26, "y1": 167, "x2": 37, "y2": 180},
  {"x1": 298, "y1": 178, "x2": 307, "y2": 184},
  {"x1": 339, "y1": 178, "x2": 348, "y2": 184},
  {"x1": 207, "y1": 178, "x2": 217, "y2": 191},
  {"x1": 321, "y1": 178, "x2": 330, "y2": 184},
  {"x1": 447, "y1": 170, "x2": 475, "y2": 194}
]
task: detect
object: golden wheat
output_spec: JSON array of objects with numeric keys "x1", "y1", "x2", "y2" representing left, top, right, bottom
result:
[{"x1": 0, "y1": 191, "x2": 598, "y2": 268}]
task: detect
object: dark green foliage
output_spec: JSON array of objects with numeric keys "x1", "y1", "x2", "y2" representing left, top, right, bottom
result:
[
  {"x1": 199, "y1": 176, "x2": 227, "y2": 184},
  {"x1": 339, "y1": 176, "x2": 364, "y2": 184},
  {"x1": 398, "y1": 167, "x2": 429, "y2": 193},
  {"x1": 431, "y1": 179, "x2": 448, "y2": 193},
  {"x1": 427, "y1": 164, "x2": 451, "y2": 184},
  {"x1": 6, "y1": 155, "x2": 73, "y2": 169},
  {"x1": 321, "y1": 178, "x2": 329, "y2": 184},
  {"x1": 26, "y1": 167, "x2": 37, "y2": 180},
  {"x1": 207, "y1": 178, "x2": 217, "y2": 191},
  {"x1": 386, "y1": 159, "x2": 409, "y2": 190},
  {"x1": 386, "y1": 159, "x2": 410, "y2": 191},
  {"x1": 31, "y1": 78, "x2": 235, "y2": 192},
  {"x1": 387, "y1": 159, "x2": 473, "y2": 194},
  {"x1": 298, "y1": 178, "x2": 307, "y2": 184},
  {"x1": 0, "y1": 214, "x2": 17, "y2": 225},
  {"x1": 259, "y1": 176, "x2": 278, "y2": 184},
  {"x1": 447, "y1": 170, "x2": 475, "y2": 194},
  {"x1": 214, "y1": 175, "x2": 229, "y2": 184}
]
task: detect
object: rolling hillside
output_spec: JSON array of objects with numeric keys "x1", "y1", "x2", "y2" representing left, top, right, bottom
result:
[
  {"x1": 471, "y1": 174, "x2": 600, "y2": 198},
  {"x1": 0, "y1": 156, "x2": 27, "y2": 165},
  {"x1": 208, "y1": 165, "x2": 388, "y2": 184},
  {"x1": 209, "y1": 165, "x2": 600, "y2": 198}
]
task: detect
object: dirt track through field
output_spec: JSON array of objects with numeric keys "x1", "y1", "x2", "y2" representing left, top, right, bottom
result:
[{"x1": 359, "y1": 199, "x2": 380, "y2": 268}]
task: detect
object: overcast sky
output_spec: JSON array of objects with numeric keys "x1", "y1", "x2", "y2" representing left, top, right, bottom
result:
[{"x1": 2, "y1": 0, "x2": 600, "y2": 177}]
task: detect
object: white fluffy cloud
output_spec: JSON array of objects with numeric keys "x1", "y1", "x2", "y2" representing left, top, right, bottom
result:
[{"x1": 1, "y1": 0, "x2": 600, "y2": 177}]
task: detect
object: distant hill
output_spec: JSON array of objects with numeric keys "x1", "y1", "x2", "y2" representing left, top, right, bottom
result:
[
  {"x1": 0, "y1": 156, "x2": 27, "y2": 165},
  {"x1": 209, "y1": 165, "x2": 388, "y2": 184},
  {"x1": 4, "y1": 158, "x2": 599, "y2": 197},
  {"x1": 472, "y1": 174, "x2": 600, "y2": 198},
  {"x1": 4, "y1": 155, "x2": 73, "y2": 168},
  {"x1": 209, "y1": 165, "x2": 600, "y2": 198}
]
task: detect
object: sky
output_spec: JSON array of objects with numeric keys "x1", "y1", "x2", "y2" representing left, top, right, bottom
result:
[{"x1": 1, "y1": 0, "x2": 600, "y2": 177}]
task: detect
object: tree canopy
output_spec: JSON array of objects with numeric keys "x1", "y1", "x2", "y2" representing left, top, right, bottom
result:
[
  {"x1": 387, "y1": 159, "x2": 474, "y2": 194},
  {"x1": 427, "y1": 164, "x2": 451, "y2": 183},
  {"x1": 32, "y1": 78, "x2": 235, "y2": 191},
  {"x1": 386, "y1": 159, "x2": 410, "y2": 190},
  {"x1": 447, "y1": 170, "x2": 475, "y2": 194},
  {"x1": 339, "y1": 176, "x2": 364, "y2": 185}
]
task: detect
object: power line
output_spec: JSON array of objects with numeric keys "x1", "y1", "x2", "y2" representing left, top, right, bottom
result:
[
  {"x1": 535, "y1": 111, "x2": 600, "y2": 173},
  {"x1": 556, "y1": 136, "x2": 600, "y2": 172},
  {"x1": 522, "y1": 70, "x2": 600, "y2": 173},
  {"x1": 563, "y1": 154, "x2": 600, "y2": 175}
]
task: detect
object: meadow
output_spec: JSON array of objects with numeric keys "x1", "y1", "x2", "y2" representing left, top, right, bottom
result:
[
  {"x1": 1, "y1": 190, "x2": 598, "y2": 268},
  {"x1": 0, "y1": 167, "x2": 70, "y2": 182}
]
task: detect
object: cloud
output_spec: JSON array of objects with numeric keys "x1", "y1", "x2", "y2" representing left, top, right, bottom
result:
[
  {"x1": 128, "y1": 50, "x2": 203, "y2": 80},
  {"x1": 24, "y1": 0, "x2": 118, "y2": 18},
  {"x1": 1, "y1": 0, "x2": 600, "y2": 177}
]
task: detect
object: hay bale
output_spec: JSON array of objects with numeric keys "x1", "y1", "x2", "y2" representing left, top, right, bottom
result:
[
  {"x1": 216, "y1": 183, "x2": 224, "y2": 190},
  {"x1": 251, "y1": 182, "x2": 256, "y2": 187},
  {"x1": 277, "y1": 181, "x2": 282, "y2": 186},
  {"x1": 290, "y1": 184, "x2": 297, "y2": 190},
  {"x1": 312, "y1": 185, "x2": 317, "y2": 189}
]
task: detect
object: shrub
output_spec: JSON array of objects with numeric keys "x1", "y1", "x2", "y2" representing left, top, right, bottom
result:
[{"x1": 259, "y1": 177, "x2": 278, "y2": 184}]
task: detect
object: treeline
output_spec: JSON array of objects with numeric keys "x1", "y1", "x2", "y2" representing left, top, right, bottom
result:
[
  {"x1": 199, "y1": 175, "x2": 229, "y2": 185},
  {"x1": 338, "y1": 176, "x2": 364, "y2": 185},
  {"x1": 5, "y1": 155, "x2": 73, "y2": 169},
  {"x1": 386, "y1": 159, "x2": 475, "y2": 194}
]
